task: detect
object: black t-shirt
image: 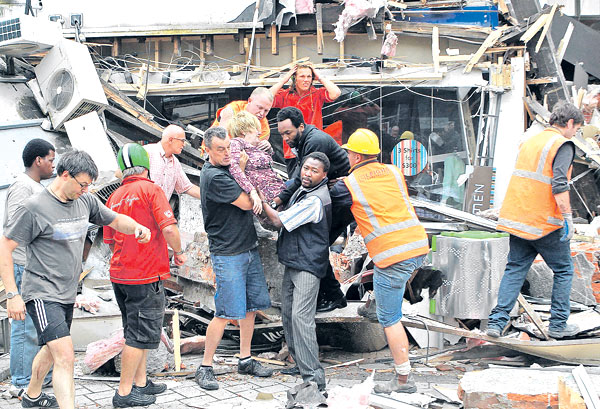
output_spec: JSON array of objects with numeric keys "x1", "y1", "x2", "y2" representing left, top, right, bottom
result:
[{"x1": 200, "y1": 162, "x2": 257, "y2": 255}]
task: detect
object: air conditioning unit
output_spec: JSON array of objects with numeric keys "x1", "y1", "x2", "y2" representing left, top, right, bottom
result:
[
  {"x1": 0, "y1": 15, "x2": 62, "y2": 57},
  {"x1": 35, "y1": 39, "x2": 108, "y2": 131}
]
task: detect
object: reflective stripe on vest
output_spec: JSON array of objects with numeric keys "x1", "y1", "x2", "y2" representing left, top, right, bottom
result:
[
  {"x1": 346, "y1": 165, "x2": 419, "y2": 244},
  {"x1": 372, "y1": 238, "x2": 430, "y2": 265},
  {"x1": 497, "y1": 129, "x2": 568, "y2": 240},
  {"x1": 345, "y1": 163, "x2": 428, "y2": 267}
]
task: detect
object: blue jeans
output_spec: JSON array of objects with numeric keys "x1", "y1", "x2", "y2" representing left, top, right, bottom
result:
[
  {"x1": 10, "y1": 264, "x2": 51, "y2": 387},
  {"x1": 374, "y1": 255, "x2": 425, "y2": 328},
  {"x1": 212, "y1": 248, "x2": 271, "y2": 319},
  {"x1": 488, "y1": 229, "x2": 573, "y2": 332}
]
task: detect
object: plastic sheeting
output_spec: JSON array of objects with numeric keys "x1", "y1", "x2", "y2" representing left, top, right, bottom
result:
[
  {"x1": 334, "y1": 0, "x2": 386, "y2": 42},
  {"x1": 296, "y1": 0, "x2": 315, "y2": 14}
]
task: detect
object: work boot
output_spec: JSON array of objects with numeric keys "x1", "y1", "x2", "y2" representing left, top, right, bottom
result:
[
  {"x1": 112, "y1": 388, "x2": 156, "y2": 408},
  {"x1": 21, "y1": 392, "x2": 58, "y2": 408},
  {"x1": 195, "y1": 366, "x2": 219, "y2": 390},
  {"x1": 316, "y1": 296, "x2": 347, "y2": 313},
  {"x1": 357, "y1": 295, "x2": 378, "y2": 322},
  {"x1": 238, "y1": 357, "x2": 274, "y2": 377},
  {"x1": 486, "y1": 326, "x2": 502, "y2": 338},
  {"x1": 280, "y1": 366, "x2": 300, "y2": 376},
  {"x1": 133, "y1": 379, "x2": 167, "y2": 395},
  {"x1": 548, "y1": 323, "x2": 579, "y2": 339},
  {"x1": 374, "y1": 374, "x2": 417, "y2": 394}
]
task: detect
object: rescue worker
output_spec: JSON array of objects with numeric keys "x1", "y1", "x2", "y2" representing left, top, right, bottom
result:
[
  {"x1": 331, "y1": 129, "x2": 429, "y2": 393},
  {"x1": 487, "y1": 102, "x2": 584, "y2": 339},
  {"x1": 212, "y1": 87, "x2": 273, "y2": 153}
]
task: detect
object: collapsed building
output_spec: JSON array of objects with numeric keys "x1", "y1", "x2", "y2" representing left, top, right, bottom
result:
[{"x1": 1, "y1": 0, "x2": 600, "y2": 405}]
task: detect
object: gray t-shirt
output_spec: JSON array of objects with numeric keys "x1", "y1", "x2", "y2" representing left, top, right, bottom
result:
[
  {"x1": 2, "y1": 173, "x2": 45, "y2": 265},
  {"x1": 4, "y1": 189, "x2": 117, "y2": 304}
]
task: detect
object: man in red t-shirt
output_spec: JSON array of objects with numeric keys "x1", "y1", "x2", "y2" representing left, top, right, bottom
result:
[
  {"x1": 270, "y1": 63, "x2": 341, "y2": 170},
  {"x1": 104, "y1": 143, "x2": 187, "y2": 408}
]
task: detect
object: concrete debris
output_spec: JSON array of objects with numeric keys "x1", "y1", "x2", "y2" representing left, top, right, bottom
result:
[
  {"x1": 82, "y1": 329, "x2": 125, "y2": 374},
  {"x1": 527, "y1": 252, "x2": 596, "y2": 306},
  {"x1": 459, "y1": 367, "x2": 600, "y2": 409}
]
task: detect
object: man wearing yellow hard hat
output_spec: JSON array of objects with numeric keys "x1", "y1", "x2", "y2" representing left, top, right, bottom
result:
[{"x1": 330, "y1": 129, "x2": 429, "y2": 394}]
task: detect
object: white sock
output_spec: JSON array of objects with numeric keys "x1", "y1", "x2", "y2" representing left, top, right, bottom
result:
[{"x1": 394, "y1": 361, "x2": 411, "y2": 376}]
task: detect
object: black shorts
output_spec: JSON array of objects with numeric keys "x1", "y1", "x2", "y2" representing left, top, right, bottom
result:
[
  {"x1": 26, "y1": 300, "x2": 74, "y2": 346},
  {"x1": 112, "y1": 280, "x2": 165, "y2": 350}
]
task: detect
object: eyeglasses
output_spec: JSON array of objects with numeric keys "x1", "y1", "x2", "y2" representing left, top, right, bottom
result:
[
  {"x1": 71, "y1": 174, "x2": 90, "y2": 190},
  {"x1": 173, "y1": 137, "x2": 186, "y2": 143}
]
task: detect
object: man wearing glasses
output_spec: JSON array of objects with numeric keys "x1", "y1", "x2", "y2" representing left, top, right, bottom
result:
[
  {"x1": 144, "y1": 124, "x2": 201, "y2": 201},
  {"x1": 0, "y1": 150, "x2": 152, "y2": 409}
]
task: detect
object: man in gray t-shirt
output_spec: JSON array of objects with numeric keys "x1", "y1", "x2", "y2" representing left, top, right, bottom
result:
[
  {"x1": 0, "y1": 150, "x2": 152, "y2": 409},
  {"x1": 3, "y1": 138, "x2": 55, "y2": 389}
]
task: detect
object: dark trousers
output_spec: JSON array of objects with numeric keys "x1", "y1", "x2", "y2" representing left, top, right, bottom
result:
[{"x1": 318, "y1": 207, "x2": 354, "y2": 301}]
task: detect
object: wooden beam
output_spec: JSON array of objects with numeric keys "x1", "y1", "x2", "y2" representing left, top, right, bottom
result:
[
  {"x1": 535, "y1": 3, "x2": 558, "y2": 53},
  {"x1": 270, "y1": 24, "x2": 279, "y2": 55},
  {"x1": 111, "y1": 38, "x2": 121, "y2": 57},
  {"x1": 205, "y1": 35, "x2": 214, "y2": 55},
  {"x1": 102, "y1": 80, "x2": 162, "y2": 132},
  {"x1": 173, "y1": 36, "x2": 181, "y2": 57},
  {"x1": 432, "y1": 26, "x2": 440, "y2": 73},
  {"x1": 517, "y1": 294, "x2": 549, "y2": 340},
  {"x1": 556, "y1": 22, "x2": 574, "y2": 63},
  {"x1": 238, "y1": 30, "x2": 246, "y2": 55},
  {"x1": 558, "y1": 377, "x2": 586, "y2": 409},
  {"x1": 136, "y1": 64, "x2": 148, "y2": 100},
  {"x1": 464, "y1": 28, "x2": 503, "y2": 73},
  {"x1": 292, "y1": 35, "x2": 297, "y2": 62},
  {"x1": 316, "y1": 3, "x2": 324, "y2": 55},
  {"x1": 173, "y1": 309, "x2": 181, "y2": 372},
  {"x1": 520, "y1": 13, "x2": 550, "y2": 43},
  {"x1": 153, "y1": 40, "x2": 160, "y2": 66}
]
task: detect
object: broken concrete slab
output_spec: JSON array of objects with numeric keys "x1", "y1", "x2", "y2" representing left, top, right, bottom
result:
[
  {"x1": 458, "y1": 367, "x2": 600, "y2": 409},
  {"x1": 401, "y1": 315, "x2": 600, "y2": 365}
]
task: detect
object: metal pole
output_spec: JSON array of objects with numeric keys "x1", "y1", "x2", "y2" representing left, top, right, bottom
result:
[{"x1": 243, "y1": 0, "x2": 261, "y2": 86}]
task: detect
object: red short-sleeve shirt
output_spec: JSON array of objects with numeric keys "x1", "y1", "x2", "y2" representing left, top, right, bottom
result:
[
  {"x1": 273, "y1": 87, "x2": 333, "y2": 159},
  {"x1": 103, "y1": 175, "x2": 177, "y2": 285}
]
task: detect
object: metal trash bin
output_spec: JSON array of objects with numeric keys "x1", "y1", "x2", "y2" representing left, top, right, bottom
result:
[{"x1": 432, "y1": 231, "x2": 509, "y2": 319}]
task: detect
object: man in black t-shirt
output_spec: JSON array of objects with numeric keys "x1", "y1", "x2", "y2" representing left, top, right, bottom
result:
[{"x1": 195, "y1": 127, "x2": 273, "y2": 391}]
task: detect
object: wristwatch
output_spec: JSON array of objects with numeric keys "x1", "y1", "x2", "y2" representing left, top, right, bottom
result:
[
  {"x1": 174, "y1": 250, "x2": 185, "y2": 256},
  {"x1": 269, "y1": 200, "x2": 278, "y2": 210},
  {"x1": 6, "y1": 291, "x2": 18, "y2": 299}
]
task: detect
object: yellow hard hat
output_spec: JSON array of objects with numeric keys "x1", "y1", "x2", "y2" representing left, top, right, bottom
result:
[
  {"x1": 342, "y1": 128, "x2": 381, "y2": 155},
  {"x1": 400, "y1": 131, "x2": 414, "y2": 140}
]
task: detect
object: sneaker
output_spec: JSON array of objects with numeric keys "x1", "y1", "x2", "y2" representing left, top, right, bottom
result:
[
  {"x1": 21, "y1": 392, "x2": 58, "y2": 408},
  {"x1": 357, "y1": 295, "x2": 378, "y2": 322},
  {"x1": 195, "y1": 366, "x2": 219, "y2": 390},
  {"x1": 238, "y1": 358, "x2": 274, "y2": 377},
  {"x1": 279, "y1": 366, "x2": 300, "y2": 376},
  {"x1": 112, "y1": 388, "x2": 156, "y2": 408},
  {"x1": 548, "y1": 323, "x2": 579, "y2": 339},
  {"x1": 133, "y1": 379, "x2": 167, "y2": 395},
  {"x1": 486, "y1": 326, "x2": 502, "y2": 338},
  {"x1": 374, "y1": 375, "x2": 417, "y2": 394}
]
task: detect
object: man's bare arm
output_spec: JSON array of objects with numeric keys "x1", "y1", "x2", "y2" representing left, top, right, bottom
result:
[{"x1": 0, "y1": 236, "x2": 25, "y2": 320}]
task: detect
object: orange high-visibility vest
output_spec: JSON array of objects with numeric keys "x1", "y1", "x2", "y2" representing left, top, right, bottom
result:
[
  {"x1": 344, "y1": 160, "x2": 429, "y2": 268},
  {"x1": 212, "y1": 101, "x2": 270, "y2": 141},
  {"x1": 497, "y1": 128, "x2": 572, "y2": 240}
]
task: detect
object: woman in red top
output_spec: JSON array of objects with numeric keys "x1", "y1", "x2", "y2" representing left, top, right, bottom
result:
[{"x1": 270, "y1": 63, "x2": 341, "y2": 165}]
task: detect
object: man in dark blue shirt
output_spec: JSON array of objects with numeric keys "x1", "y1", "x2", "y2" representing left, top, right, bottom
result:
[{"x1": 196, "y1": 127, "x2": 273, "y2": 391}]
